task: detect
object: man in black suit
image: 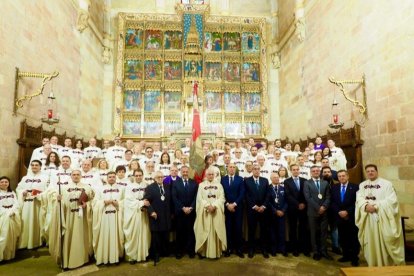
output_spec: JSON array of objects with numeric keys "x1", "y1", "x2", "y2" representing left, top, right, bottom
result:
[
  {"x1": 284, "y1": 164, "x2": 310, "y2": 257},
  {"x1": 172, "y1": 165, "x2": 198, "y2": 259},
  {"x1": 244, "y1": 164, "x2": 270, "y2": 258},
  {"x1": 144, "y1": 171, "x2": 172, "y2": 263},
  {"x1": 304, "y1": 165, "x2": 332, "y2": 261},
  {"x1": 221, "y1": 162, "x2": 245, "y2": 258},
  {"x1": 330, "y1": 170, "x2": 360, "y2": 266}
]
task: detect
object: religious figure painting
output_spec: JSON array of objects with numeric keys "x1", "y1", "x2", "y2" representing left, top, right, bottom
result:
[
  {"x1": 225, "y1": 122, "x2": 242, "y2": 136},
  {"x1": 145, "y1": 30, "x2": 162, "y2": 50},
  {"x1": 125, "y1": 28, "x2": 143, "y2": 49},
  {"x1": 123, "y1": 121, "x2": 141, "y2": 135},
  {"x1": 242, "y1": 32, "x2": 260, "y2": 53},
  {"x1": 144, "y1": 60, "x2": 162, "y2": 80},
  {"x1": 184, "y1": 59, "x2": 202, "y2": 78},
  {"x1": 123, "y1": 90, "x2": 142, "y2": 112},
  {"x1": 205, "y1": 92, "x2": 221, "y2": 112},
  {"x1": 164, "y1": 31, "x2": 183, "y2": 50},
  {"x1": 204, "y1": 32, "x2": 222, "y2": 52},
  {"x1": 242, "y1": 63, "x2": 260, "y2": 82},
  {"x1": 164, "y1": 121, "x2": 182, "y2": 134},
  {"x1": 223, "y1": 62, "x2": 240, "y2": 82},
  {"x1": 204, "y1": 62, "x2": 221, "y2": 82},
  {"x1": 224, "y1": 92, "x2": 241, "y2": 112},
  {"x1": 223, "y1": 32, "x2": 241, "y2": 51},
  {"x1": 124, "y1": 60, "x2": 143, "y2": 80},
  {"x1": 245, "y1": 122, "x2": 261, "y2": 135},
  {"x1": 206, "y1": 122, "x2": 223, "y2": 136},
  {"x1": 164, "y1": 61, "x2": 182, "y2": 80},
  {"x1": 244, "y1": 93, "x2": 261, "y2": 112},
  {"x1": 144, "y1": 122, "x2": 161, "y2": 135},
  {"x1": 144, "y1": 91, "x2": 161, "y2": 112},
  {"x1": 164, "y1": 91, "x2": 182, "y2": 111}
]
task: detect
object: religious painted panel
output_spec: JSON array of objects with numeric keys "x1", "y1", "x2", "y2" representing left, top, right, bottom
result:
[
  {"x1": 223, "y1": 62, "x2": 241, "y2": 82},
  {"x1": 144, "y1": 122, "x2": 161, "y2": 135},
  {"x1": 144, "y1": 60, "x2": 162, "y2": 80},
  {"x1": 242, "y1": 32, "x2": 260, "y2": 53},
  {"x1": 184, "y1": 59, "x2": 202, "y2": 78},
  {"x1": 204, "y1": 62, "x2": 221, "y2": 82},
  {"x1": 205, "y1": 122, "x2": 223, "y2": 136},
  {"x1": 205, "y1": 92, "x2": 221, "y2": 112},
  {"x1": 204, "y1": 32, "x2": 222, "y2": 52},
  {"x1": 164, "y1": 31, "x2": 183, "y2": 50},
  {"x1": 224, "y1": 92, "x2": 241, "y2": 112},
  {"x1": 165, "y1": 121, "x2": 182, "y2": 135},
  {"x1": 124, "y1": 60, "x2": 143, "y2": 81},
  {"x1": 242, "y1": 63, "x2": 260, "y2": 82},
  {"x1": 145, "y1": 30, "x2": 163, "y2": 50},
  {"x1": 164, "y1": 61, "x2": 182, "y2": 81},
  {"x1": 244, "y1": 92, "x2": 261, "y2": 112},
  {"x1": 164, "y1": 92, "x2": 182, "y2": 111},
  {"x1": 123, "y1": 90, "x2": 142, "y2": 112},
  {"x1": 225, "y1": 122, "x2": 242, "y2": 136},
  {"x1": 144, "y1": 91, "x2": 161, "y2": 112},
  {"x1": 123, "y1": 121, "x2": 141, "y2": 135},
  {"x1": 223, "y1": 32, "x2": 241, "y2": 52},
  {"x1": 125, "y1": 29, "x2": 144, "y2": 49},
  {"x1": 245, "y1": 122, "x2": 262, "y2": 136}
]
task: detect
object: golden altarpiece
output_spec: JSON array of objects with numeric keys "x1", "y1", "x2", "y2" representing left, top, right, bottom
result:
[{"x1": 113, "y1": 3, "x2": 269, "y2": 141}]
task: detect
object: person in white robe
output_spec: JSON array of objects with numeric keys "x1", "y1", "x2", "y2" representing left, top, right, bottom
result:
[
  {"x1": 0, "y1": 176, "x2": 22, "y2": 262},
  {"x1": 31, "y1": 143, "x2": 53, "y2": 167},
  {"x1": 84, "y1": 138, "x2": 102, "y2": 160},
  {"x1": 49, "y1": 170, "x2": 94, "y2": 269},
  {"x1": 31, "y1": 137, "x2": 50, "y2": 161},
  {"x1": 355, "y1": 164, "x2": 405, "y2": 267},
  {"x1": 123, "y1": 169, "x2": 150, "y2": 263},
  {"x1": 327, "y1": 139, "x2": 347, "y2": 171},
  {"x1": 194, "y1": 167, "x2": 227, "y2": 259},
  {"x1": 16, "y1": 160, "x2": 48, "y2": 249},
  {"x1": 93, "y1": 172, "x2": 124, "y2": 265},
  {"x1": 106, "y1": 136, "x2": 126, "y2": 168},
  {"x1": 80, "y1": 159, "x2": 103, "y2": 193},
  {"x1": 115, "y1": 165, "x2": 131, "y2": 189}
]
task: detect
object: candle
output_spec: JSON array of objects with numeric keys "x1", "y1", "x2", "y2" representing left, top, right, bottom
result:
[{"x1": 48, "y1": 109, "x2": 53, "y2": 119}]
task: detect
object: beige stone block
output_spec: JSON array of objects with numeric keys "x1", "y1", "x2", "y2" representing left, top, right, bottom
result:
[
  {"x1": 375, "y1": 144, "x2": 398, "y2": 156},
  {"x1": 398, "y1": 141, "x2": 414, "y2": 155},
  {"x1": 378, "y1": 165, "x2": 399, "y2": 180},
  {"x1": 408, "y1": 156, "x2": 414, "y2": 165},
  {"x1": 399, "y1": 166, "x2": 414, "y2": 180},
  {"x1": 387, "y1": 120, "x2": 397, "y2": 133},
  {"x1": 390, "y1": 156, "x2": 408, "y2": 166},
  {"x1": 397, "y1": 117, "x2": 407, "y2": 131}
]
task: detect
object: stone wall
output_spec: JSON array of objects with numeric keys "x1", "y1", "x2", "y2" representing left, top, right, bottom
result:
[
  {"x1": 0, "y1": 0, "x2": 105, "y2": 184},
  {"x1": 277, "y1": 0, "x2": 414, "y2": 226}
]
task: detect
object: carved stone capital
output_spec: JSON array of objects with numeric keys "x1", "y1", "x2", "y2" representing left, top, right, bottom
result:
[
  {"x1": 271, "y1": 52, "x2": 281, "y2": 69},
  {"x1": 295, "y1": 18, "x2": 306, "y2": 43},
  {"x1": 102, "y1": 46, "x2": 112, "y2": 64},
  {"x1": 76, "y1": 9, "x2": 89, "y2": 33}
]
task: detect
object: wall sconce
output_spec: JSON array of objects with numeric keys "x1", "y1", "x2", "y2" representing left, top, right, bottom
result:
[
  {"x1": 14, "y1": 67, "x2": 60, "y2": 125},
  {"x1": 328, "y1": 74, "x2": 367, "y2": 128}
]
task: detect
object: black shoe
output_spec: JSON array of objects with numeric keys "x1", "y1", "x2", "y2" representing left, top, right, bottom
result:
[
  {"x1": 189, "y1": 253, "x2": 195, "y2": 259},
  {"x1": 197, "y1": 253, "x2": 205, "y2": 259},
  {"x1": 271, "y1": 252, "x2": 277, "y2": 257},
  {"x1": 248, "y1": 251, "x2": 254, "y2": 258},
  {"x1": 129, "y1": 260, "x2": 137, "y2": 265},
  {"x1": 338, "y1": 257, "x2": 350, "y2": 263},
  {"x1": 175, "y1": 254, "x2": 183, "y2": 260},
  {"x1": 262, "y1": 251, "x2": 269, "y2": 259},
  {"x1": 282, "y1": 252, "x2": 288, "y2": 257},
  {"x1": 321, "y1": 253, "x2": 333, "y2": 260},
  {"x1": 351, "y1": 259, "x2": 360, "y2": 267},
  {"x1": 293, "y1": 251, "x2": 299, "y2": 257},
  {"x1": 313, "y1": 253, "x2": 321, "y2": 260},
  {"x1": 154, "y1": 255, "x2": 160, "y2": 263},
  {"x1": 303, "y1": 252, "x2": 311, "y2": 257},
  {"x1": 236, "y1": 251, "x2": 244, "y2": 258},
  {"x1": 224, "y1": 250, "x2": 230, "y2": 257},
  {"x1": 332, "y1": 247, "x2": 342, "y2": 255}
]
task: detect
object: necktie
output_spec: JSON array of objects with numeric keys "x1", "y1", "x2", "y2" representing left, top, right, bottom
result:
[
  {"x1": 230, "y1": 176, "x2": 234, "y2": 187},
  {"x1": 341, "y1": 185, "x2": 346, "y2": 202},
  {"x1": 255, "y1": 179, "x2": 259, "y2": 189},
  {"x1": 294, "y1": 178, "x2": 300, "y2": 191},
  {"x1": 316, "y1": 180, "x2": 320, "y2": 191}
]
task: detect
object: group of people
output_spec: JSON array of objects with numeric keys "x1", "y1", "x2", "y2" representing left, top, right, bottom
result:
[{"x1": 0, "y1": 135, "x2": 406, "y2": 270}]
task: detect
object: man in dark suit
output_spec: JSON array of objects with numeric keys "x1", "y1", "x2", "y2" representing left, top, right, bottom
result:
[
  {"x1": 244, "y1": 164, "x2": 270, "y2": 258},
  {"x1": 284, "y1": 164, "x2": 311, "y2": 257},
  {"x1": 267, "y1": 172, "x2": 288, "y2": 257},
  {"x1": 221, "y1": 162, "x2": 245, "y2": 258},
  {"x1": 172, "y1": 165, "x2": 198, "y2": 259},
  {"x1": 303, "y1": 165, "x2": 332, "y2": 261},
  {"x1": 144, "y1": 171, "x2": 172, "y2": 263},
  {"x1": 330, "y1": 170, "x2": 360, "y2": 266}
]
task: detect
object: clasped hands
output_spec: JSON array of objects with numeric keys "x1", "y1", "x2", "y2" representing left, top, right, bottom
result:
[
  {"x1": 318, "y1": 206, "x2": 326, "y2": 215},
  {"x1": 253, "y1": 205, "x2": 265, "y2": 213},
  {"x1": 104, "y1": 199, "x2": 119, "y2": 210},
  {"x1": 182, "y1": 207, "x2": 193, "y2": 214},
  {"x1": 226, "y1": 203, "x2": 237, "y2": 212},
  {"x1": 205, "y1": 205, "x2": 216, "y2": 213},
  {"x1": 365, "y1": 203, "x2": 377, "y2": 213}
]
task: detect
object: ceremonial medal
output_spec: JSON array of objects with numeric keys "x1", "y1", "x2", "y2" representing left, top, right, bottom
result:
[
  {"x1": 161, "y1": 195, "x2": 165, "y2": 201},
  {"x1": 318, "y1": 193, "x2": 323, "y2": 199},
  {"x1": 275, "y1": 198, "x2": 278, "y2": 204}
]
